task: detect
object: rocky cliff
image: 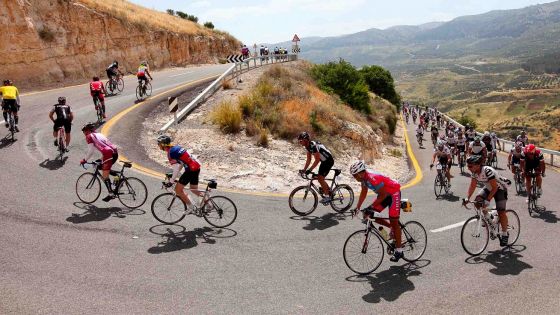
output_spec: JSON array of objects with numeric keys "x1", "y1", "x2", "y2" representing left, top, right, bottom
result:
[{"x1": 0, "y1": 0, "x2": 240, "y2": 90}]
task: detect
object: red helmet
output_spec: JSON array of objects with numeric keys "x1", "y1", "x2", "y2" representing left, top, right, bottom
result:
[{"x1": 524, "y1": 144, "x2": 536, "y2": 154}]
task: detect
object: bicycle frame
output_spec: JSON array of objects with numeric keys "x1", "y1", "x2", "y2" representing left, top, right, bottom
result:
[
  {"x1": 160, "y1": 174, "x2": 216, "y2": 211},
  {"x1": 360, "y1": 213, "x2": 415, "y2": 253},
  {"x1": 57, "y1": 127, "x2": 66, "y2": 155},
  {"x1": 300, "y1": 171, "x2": 341, "y2": 197}
]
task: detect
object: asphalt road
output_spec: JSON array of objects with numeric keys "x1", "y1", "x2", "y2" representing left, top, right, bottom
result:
[{"x1": 1, "y1": 65, "x2": 559, "y2": 314}]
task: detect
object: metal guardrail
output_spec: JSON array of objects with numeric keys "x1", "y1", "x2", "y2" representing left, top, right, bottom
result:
[{"x1": 160, "y1": 54, "x2": 298, "y2": 132}]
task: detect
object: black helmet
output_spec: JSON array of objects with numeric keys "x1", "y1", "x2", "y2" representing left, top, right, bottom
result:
[
  {"x1": 58, "y1": 96, "x2": 66, "y2": 104},
  {"x1": 156, "y1": 135, "x2": 171, "y2": 146},
  {"x1": 114, "y1": 60, "x2": 119, "y2": 66},
  {"x1": 3, "y1": 79, "x2": 12, "y2": 85},
  {"x1": 467, "y1": 155, "x2": 483, "y2": 165},
  {"x1": 474, "y1": 136, "x2": 481, "y2": 142},
  {"x1": 297, "y1": 132, "x2": 310, "y2": 141},
  {"x1": 81, "y1": 122, "x2": 96, "y2": 132}
]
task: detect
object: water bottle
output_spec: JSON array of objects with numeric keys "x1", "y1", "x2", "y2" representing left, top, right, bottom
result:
[
  {"x1": 379, "y1": 227, "x2": 389, "y2": 241},
  {"x1": 113, "y1": 175, "x2": 120, "y2": 188},
  {"x1": 490, "y1": 210, "x2": 499, "y2": 225}
]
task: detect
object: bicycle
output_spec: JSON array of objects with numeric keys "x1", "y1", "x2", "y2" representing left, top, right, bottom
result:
[
  {"x1": 106, "y1": 75, "x2": 124, "y2": 95},
  {"x1": 343, "y1": 205, "x2": 427, "y2": 275},
  {"x1": 486, "y1": 150, "x2": 498, "y2": 168},
  {"x1": 431, "y1": 163, "x2": 450, "y2": 198},
  {"x1": 416, "y1": 133, "x2": 423, "y2": 147},
  {"x1": 76, "y1": 160, "x2": 148, "y2": 209},
  {"x1": 458, "y1": 150, "x2": 466, "y2": 174},
  {"x1": 460, "y1": 200, "x2": 520, "y2": 256},
  {"x1": 93, "y1": 96, "x2": 103, "y2": 123},
  {"x1": 151, "y1": 174, "x2": 237, "y2": 228},
  {"x1": 431, "y1": 133, "x2": 438, "y2": 148},
  {"x1": 5, "y1": 110, "x2": 16, "y2": 141},
  {"x1": 135, "y1": 80, "x2": 152, "y2": 101},
  {"x1": 510, "y1": 163, "x2": 524, "y2": 195},
  {"x1": 288, "y1": 169, "x2": 354, "y2": 216},
  {"x1": 526, "y1": 170, "x2": 541, "y2": 216},
  {"x1": 55, "y1": 126, "x2": 67, "y2": 160}
]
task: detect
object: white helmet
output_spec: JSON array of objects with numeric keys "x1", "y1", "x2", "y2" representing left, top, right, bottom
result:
[
  {"x1": 484, "y1": 131, "x2": 490, "y2": 136},
  {"x1": 350, "y1": 160, "x2": 367, "y2": 175}
]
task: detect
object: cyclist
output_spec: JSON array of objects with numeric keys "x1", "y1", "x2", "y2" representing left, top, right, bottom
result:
[
  {"x1": 80, "y1": 123, "x2": 119, "y2": 202},
  {"x1": 490, "y1": 132, "x2": 501, "y2": 151},
  {"x1": 350, "y1": 160, "x2": 403, "y2": 262},
  {"x1": 464, "y1": 155, "x2": 510, "y2": 247},
  {"x1": 106, "y1": 60, "x2": 123, "y2": 81},
  {"x1": 516, "y1": 131, "x2": 528, "y2": 146},
  {"x1": 456, "y1": 131, "x2": 468, "y2": 165},
  {"x1": 48, "y1": 97, "x2": 73, "y2": 149},
  {"x1": 415, "y1": 123, "x2": 424, "y2": 142},
  {"x1": 137, "y1": 61, "x2": 153, "y2": 92},
  {"x1": 430, "y1": 124, "x2": 439, "y2": 146},
  {"x1": 0, "y1": 79, "x2": 21, "y2": 132},
  {"x1": 430, "y1": 141, "x2": 453, "y2": 188},
  {"x1": 156, "y1": 135, "x2": 203, "y2": 209},
  {"x1": 482, "y1": 131, "x2": 494, "y2": 165},
  {"x1": 412, "y1": 110, "x2": 417, "y2": 124},
  {"x1": 507, "y1": 142, "x2": 523, "y2": 176},
  {"x1": 447, "y1": 131, "x2": 458, "y2": 160},
  {"x1": 520, "y1": 144, "x2": 545, "y2": 199},
  {"x1": 465, "y1": 125, "x2": 476, "y2": 142},
  {"x1": 468, "y1": 136, "x2": 487, "y2": 162},
  {"x1": 89, "y1": 76, "x2": 107, "y2": 119},
  {"x1": 298, "y1": 131, "x2": 334, "y2": 203}
]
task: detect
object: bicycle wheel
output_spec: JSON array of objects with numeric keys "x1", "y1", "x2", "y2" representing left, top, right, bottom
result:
[
  {"x1": 136, "y1": 85, "x2": 143, "y2": 100},
  {"x1": 105, "y1": 80, "x2": 114, "y2": 95},
  {"x1": 151, "y1": 193, "x2": 187, "y2": 224},
  {"x1": 514, "y1": 173, "x2": 522, "y2": 195},
  {"x1": 58, "y1": 131, "x2": 66, "y2": 159},
  {"x1": 492, "y1": 155, "x2": 498, "y2": 169},
  {"x1": 343, "y1": 230, "x2": 384, "y2": 275},
  {"x1": 144, "y1": 82, "x2": 152, "y2": 96},
  {"x1": 203, "y1": 196, "x2": 238, "y2": 228},
  {"x1": 116, "y1": 77, "x2": 124, "y2": 92},
  {"x1": 288, "y1": 186, "x2": 318, "y2": 216},
  {"x1": 402, "y1": 221, "x2": 427, "y2": 262},
  {"x1": 499, "y1": 210, "x2": 520, "y2": 246},
  {"x1": 75, "y1": 172, "x2": 101, "y2": 204},
  {"x1": 461, "y1": 216, "x2": 489, "y2": 256},
  {"x1": 8, "y1": 114, "x2": 15, "y2": 141},
  {"x1": 434, "y1": 174, "x2": 444, "y2": 198},
  {"x1": 117, "y1": 177, "x2": 148, "y2": 209},
  {"x1": 330, "y1": 184, "x2": 354, "y2": 213}
]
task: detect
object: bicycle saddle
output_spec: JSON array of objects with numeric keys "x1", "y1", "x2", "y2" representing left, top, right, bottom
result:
[{"x1": 333, "y1": 169, "x2": 342, "y2": 176}]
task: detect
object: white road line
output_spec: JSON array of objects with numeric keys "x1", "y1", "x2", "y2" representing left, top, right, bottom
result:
[
  {"x1": 430, "y1": 221, "x2": 466, "y2": 233},
  {"x1": 170, "y1": 72, "x2": 194, "y2": 77}
]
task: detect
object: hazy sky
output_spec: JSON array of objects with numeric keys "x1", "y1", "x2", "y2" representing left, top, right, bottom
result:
[{"x1": 130, "y1": 0, "x2": 553, "y2": 45}]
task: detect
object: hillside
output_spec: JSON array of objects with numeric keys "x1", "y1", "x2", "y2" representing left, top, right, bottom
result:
[{"x1": 0, "y1": 0, "x2": 239, "y2": 89}]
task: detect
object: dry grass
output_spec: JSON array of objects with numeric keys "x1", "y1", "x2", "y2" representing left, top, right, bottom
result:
[
  {"x1": 222, "y1": 80, "x2": 233, "y2": 90},
  {"x1": 211, "y1": 101, "x2": 242, "y2": 133}
]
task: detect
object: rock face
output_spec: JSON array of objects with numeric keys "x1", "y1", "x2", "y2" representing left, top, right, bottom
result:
[{"x1": 0, "y1": 0, "x2": 239, "y2": 89}]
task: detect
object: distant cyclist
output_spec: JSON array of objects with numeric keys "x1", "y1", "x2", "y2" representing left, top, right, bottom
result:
[
  {"x1": 0, "y1": 79, "x2": 21, "y2": 132},
  {"x1": 48, "y1": 97, "x2": 73, "y2": 149},
  {"x1": 298, "y1": 131, "x2": 334, "y2": 203},
  {"x1": 431, "y1": 141, "x2": 453, "y2": 188},
  {"x1": 516, "y1": 131, "x2": 529, "y2": 146},
  {"x1": 520, "y1": 144, "x2": 545, "y2": 199},
  {"x1": 507, "y1": 142, "x2": 523, "y2": 176},
  {"x1": 137, "y1": 61, "x2": 153, "y2": 89},
  {"x1": 468, "y1": 136, "x2": 487, "y2": 162},
  {"x1": 106, "y1": 60, "x2": 123, "y2": 81},
  {"x1": 89, "y1": 76, "x2": 107, "y2": 119}
]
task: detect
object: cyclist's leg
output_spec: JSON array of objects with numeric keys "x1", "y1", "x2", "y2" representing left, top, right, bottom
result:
[
  {"x1": 98, "y1": 93, "x2": 106, "y2": 116},
  {"x1": 64, "y1": 120, "x2": 72, "y2": 145},
  {"x1": 52, "y1": 120, "x2": 60, "y2": 145},
  {"x1": 187, "y1": 170, "x2": 204, "y2": 198},
  {"x1": 317, "y1": 160, "x2": 333, "y2": 196},
  {"x1": 101, "y1": 151, "x2": 118, "y2": 194},
  {"x1": 388, "y1": 191, "x2": 402, "y2": 249},
  {"x1": 536, "y1": 171, "x2": 542, "y2": 190},
  {"x1": 176, "y1": 171, "x2": 195, "y2": 206},
  {"x1": 474, "y1": 189, "x2": 490, "y2": 217},
  {"x1": 495, "y1": 190, "x2": 508, "y2": 235},
  {"x1": 2, "y1": 101, "x2": 8, "y2": 125}
]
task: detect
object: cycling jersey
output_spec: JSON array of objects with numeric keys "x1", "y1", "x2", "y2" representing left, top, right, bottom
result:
[
  {"x1": 472, "y1": 166, "x2": 508, "y2": 191},
  {"x1": 107, "y1": 62, "x2": 118, "y2": 71},
  {"x1": 86, "y1": 132, "x2": 117, "y2": 153},
  {"x1": 466, "y1": 130, "x2": 476, "y2": 140},
  {"x1": 431, "y1": 127, "x2": 438, "y2": 135},
  {"x1": 51, "y1": 104, "x2": 72, "y2": 121},
  {"x1": 510, "y1": 148, "x2": 523, "y2": 164},
  {"x1": 362, "y1": 171, "x2": 400, "y2": 194},
  {"x1": 168, "y1": 145, "x2": 201, "y2": 171},
  {"x1": 434, "y1": 147, "x2": 451, "y2": 162},
  {"x1": 521, "y1": 150, "x2": 544, "y2": 170},
  {"x1": 469, "y1": 142, "x2": 484, "y2": 154},
  {"x1": 306, "y1": 141, "x2": 333, "y2": 162},
  {"x1": 447, "y1": 135, "x2": 457, "y2": 145},
  {"x1": 137, "y1": 65, "x2": 148, "y2": 77},
  {"x1": 491, "y1": 136, "x2": 499, "y2": 148},
  {"x1": 0, "y1": 86, "x2": 18, "y2": 99},
  {"x1": 456, "y1": 137, "x2": 466, "y2": 146},
  {"x1": 516, "y1": 135, "x2": 528, "y2": 146},
  {"x1": 416, "y1": 127, "x2": 424, "y2": 134},
  {"x1": 90, "y1": 81, "x2": 105, "y2": 94}
]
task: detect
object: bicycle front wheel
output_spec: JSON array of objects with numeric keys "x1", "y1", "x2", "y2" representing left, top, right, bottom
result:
[
  {"x1": 434, "y1": 174, "x2": 444, "y2": 198},
  {"x1": 117, "y1": 177, "x2": 148, "y2": 209},
  {"x1": 145, "y1": 82, "x2": 152, "y2": 96},
  {"x1": 500, "y1": 210, "x2": 520, "y2": 245},
  {"x1": 461, "y1": 216, "x2": 489, "y2": 256},
  {"x1": 105, "y1": 80, "x2": 114, "y2": 95},
  {"x1": 136, "y1": 85, "x2": 143, "y2": 100},
  {"x1": 116, "y1": 77, "x2": 124, "y2": 92},
  {"x1": 330, "y1": 184, "x2": 354, "y2": 213},
  {"x1": 151, "y1": 193, "x2": 187, "y2": 224},
  {"x1": 203, "y1": 196, "x2": 238, "y2": 228},
  {"x1": 288, "y1": 186, "x2": 318, "y2": 216},
  {"x1": 76, "y1": 172, "x2": 101, "y2": 204},
  {"x1": 402, "y1": 221, "x2": 427, "y2": 262},
  {"x1": 343, "y1": 230, "x2": 384, "y2": 275}
]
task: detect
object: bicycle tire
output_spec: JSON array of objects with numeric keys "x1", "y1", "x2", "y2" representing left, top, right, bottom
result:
[
  {"x1": 76, "y1": 172, "x2": 101, "y2": 204},
  {"x1": 8, "y1": 114, "x2": 15, "y2": 141},
  {"x1": 461, "y1": 216, "x2": 489, "y2": 256},
  {"x1": 492, "y1": 155, "x2": 498, "y2": 169},
  {"x1": 330, "y1": 184, "x2": 354, "y2": 213},
  {"x1": 499, "y1": 210, "x2": 520, "y2": 246},
  {"x1": 117, "y1": 177, "x2": 148, "y2": 209},
  {"x1": 145, "y1": 82, "x2": 152, "y2": 96},
  {"x1": 343, "y1": 229, "x2": 384, "y2": 275},
  {"x1": 203, "y1": 196, "x2": 237, "y2": 228},
  {"x1": 434, "y1": 173, "x2": 444, "y2": 198},
  {"x1": 402, "y1": 221, "x2": 427, "y2": 262},
  {"x1": 117, "y1": 77, "x2": 124, "y2": 92},
  {"x1": 288, "y1": 186, "x2": 318, "y2": 216},
  {"x1": 514, "y1": 173, "x2": 523, "y2": 195},
  {"x1": 105, "y1": 80, "x2": 114, "y2": 95},
  {"x1": 151, "y1": 193, "x2": 187, "y2": 224},
  {"x1": 58, "y1": 130, "x2": 66, "y2": 159},
  {"x1": 135, "y1": 85, "x2": 143, "y2": 100}
]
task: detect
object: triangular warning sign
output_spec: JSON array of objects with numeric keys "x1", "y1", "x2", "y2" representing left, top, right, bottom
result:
[{"x1": 292, "y1": 34, "x2": 300, "y2": 42}]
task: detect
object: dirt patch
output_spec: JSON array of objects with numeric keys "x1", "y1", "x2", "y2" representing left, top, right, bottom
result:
[{"x1": 527, "y1": 103, "x2": 545, "y2": 110}]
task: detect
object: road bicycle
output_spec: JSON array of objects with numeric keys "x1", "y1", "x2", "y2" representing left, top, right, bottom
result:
[
  {"x1": 106, "y1": 75, "x2": 124, "y2": 95},
  {"x1": 416, "y1": 133, "x2": 423, "y2": 147},
  {"x1": 431, "y1": 133, "x2": 438, "y2": 148},
  {"x1": 76, "y1": 160, "x2": 148, "y2": 209},
  {"x1": 343, "y1": 205, "x2": 427, "y2": 275},
  {"x1": 460, "y1": 200, "x2": 520, "y2": 256},
  {"x1": 136, "y1": 80, "x2": 152, "y2": 101},
  {"x1": 458, "y1": 150, "x2": 466, "y2": 174},
  {"x1": 431, "y1": 163, "x2": 450, "y2": 198},
  {"x1": 55, "y1": 126, "x2": 67, "y2": 160},
  {"x1": 487, "y1": 150, "x2": 498, "y2": 168},
  {"x1": 5, "y1": 110, "x2": 16, "y2": 141},
  {"x1": 93, "y1": 96, "x2": 104, "y2": 123},
  {"x1": 510, "y1": 163, "x2": 524, "y2": 195},
  {"x1": 288, "y1": 169, "x2": 354, "y2": 216},
  {"x1": 151, "y1": 174, "x2": 237, "y2": 228},
  {"x1": 526, "y1": 170, "x2": 542, "y2": 216}
]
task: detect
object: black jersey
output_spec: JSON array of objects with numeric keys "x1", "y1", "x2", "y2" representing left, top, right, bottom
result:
[{"x1": 306, "y1": 141, "x2": 333, "y2": 162}]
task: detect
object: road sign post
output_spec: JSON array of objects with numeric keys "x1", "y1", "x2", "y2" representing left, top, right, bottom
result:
[
  {"x1": 292, "y1": 34, "x2": 300, "y2": 56},
  {"x1": 169, "y1": 96, "x2": 179, "y2": 126}
]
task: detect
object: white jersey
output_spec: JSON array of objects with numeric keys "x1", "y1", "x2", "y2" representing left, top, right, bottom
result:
[
  {"x1": 472, "y1": 166, "x2": 509, "y2": 191},
  {"x1": 469, "y1": 141, "x2": 485, "y2": 154},
  {"x1": 456, "y1": 137, "x2": 467, "y2": 146},
  {"x1": 447, "y1": 135, "x2": 457, "y2": 145},
  {"x1": 416, "y1": 126, "x2": 424, "y2": 134},
  {"x1": 434, "y1": 146, "x2": 451, "y2": 159}
]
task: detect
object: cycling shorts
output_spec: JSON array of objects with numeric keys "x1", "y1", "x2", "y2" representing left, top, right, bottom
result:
[
  {"x1": 53, "y1": 119, "x2": 72, "y2": 133},
  {"x1": 510, "y1": 156, "x2": 521, "y2": 165},
  {"x1": 101, "y1": 150, "x2": 118, "y2": 171},
  {"x1": 485, "y1": 143, "x2": 493, "y2": 151},
  {"x1": 318, "y1": 158, "x2": 334, "y2": 177},
  {"x1": 2, "y1": 99, "x2": 18, "y2": 112},
  {"x1": 477, "y1": 188, "x2": 507, "y2": 211},
  {"x1": 137, "y1": 74, "x2": 148, "y2": 82},
  {"x1": 91, "y1": 91, "x2": 105, "y2": 103},
  {"x1": 106, "y1": 69, "x2": 117, "y2": 79},
  {"x1": 458, "y1": 145, "x2": 466, "y2": 152},
  {"x1": 178, "y1": 169, "x2": 200, "y2": 186},
  {"x1": 371, "y1": 191, "x2": 401, "y2": 218}
]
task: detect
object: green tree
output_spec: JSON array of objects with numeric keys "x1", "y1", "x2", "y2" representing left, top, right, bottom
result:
[
  {"x1": 203, "y1": 21, "x2": 215, "y2": 29},
  {"x1": 458, "y1": 116, "x2": 478, "y2": 130},
  {"x1": 176, "y1": 11, "x2": 188, "y2": 19},
  {"x1": 187, "y1": 15, "x2": 199, "y2": 23},
  {"x1": 359, "y1": 65, "x2": 401, "y2": 108},
  {"x1": 166, "y1": 9, "x2": 175, "y2": 15}
]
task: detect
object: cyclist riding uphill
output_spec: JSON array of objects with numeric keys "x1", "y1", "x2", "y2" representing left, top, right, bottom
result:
[
  {"x1": 106, "y1": 60, "x2": 123, "y2": 80},
  {"x1": 48, "y1": 97, "x2": 73, "y2": 148},
  {"x1": 137, "y1": 61, "x2": 153, "y2": 89},
  {"x1": 157, "y1": 135, "x2": 204, "y2": 209},
  {"x1": 89, "y1": 76, "x2": 107, "y2": 119},
  {"x1": 80, "y1": 123, "x2": 119, "y2": 202},
  {"x1": 0, "y1": 79, "x2": 21, "y2": 132},
  {"x1": 297, "y1": 132, "x2": 334, "y2": 204},
  {"x1": 431, "y1": 140, "x2": 453, "y2": 188},
  {"x1": 463, "y1": 155, "x2": 510, "y2": 247},
  {"x1": 350, "y1": 160, "x2": 404, "y2": 262},
  {"x1": 520, "y1": 144, "x2": 545, "y2": 199}
]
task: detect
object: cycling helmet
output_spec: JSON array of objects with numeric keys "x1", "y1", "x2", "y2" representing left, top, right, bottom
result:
[
  {"x1": 156, "y1": 135, "x2": 171, "y2": 146},
  {"x1": 58, "y1": 96, "x2": 66, "y2": 104},
  {"x1": 114, "y1": 60, "x2": 118, "y2": 66},
  {"x1": 467, "y1": 155, "x2": 483, "y2": 165},
  {"x1": 350, "y1": 160, "x2": 367, "y2": 175},
  {"x1": 491, "y1": 132, "x2": 496, "y2": 137},
  {"x1": 297, "y1": 132, "x2": 310, "y2": 141},
  {"x1": 3, "y1": 79, "x2": 12, "y2": 85},
  {"x1": 93, "y1": 76, "x2": 100, "y2": 81},
  {"x1": 81, "y1": 122, "x2": 96, "y2": 132},
  {"x1": 521, "y1": 130, "x2": 526, "y2": 136},
  {"x1": 474, "y1": 136, "x2": 481, "y2": 142},
  {"x1": 524, "y1": 144, "x2": 536, "y2": 154},
  {"x1": 484, "y1": 131, "x2": 490, "y2": 137}
]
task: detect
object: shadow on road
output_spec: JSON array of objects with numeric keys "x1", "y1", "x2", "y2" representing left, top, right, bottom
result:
[
  {"x1": 345, "y1": 259, "x2": 431, "y2": 304},
  {"x1": 66, "y1": 202, "x2": 145, "y2": 223},
  {"x1": 0, "y1": 136, "x2": 16, "y2": 149},
  {"x1": 39, "y1": 157, "x2": 68, "y2": 170},
  {"x1": 533, "y1": 207, "x2": 557, "y2": 224},
  {"x1": 465, "y1": 245, "x2": 533, "y2": 276},
  {"x1": 147, "y1": 224, "x2": 237, "y2": 254},
  {"x1": 438, "y1": 193, "x2": 461, "y2": 202},
  {"x1": 291, "y1": 212, "x2": 350, "y2": 231}
]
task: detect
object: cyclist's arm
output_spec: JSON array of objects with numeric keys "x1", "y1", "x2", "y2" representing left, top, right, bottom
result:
[
  {"x1": 171, "y1": 163, "x2": 182, "y2": 182},
  {"x1": 48, "y1": 110, "x2": 55, "y2": 122},
  {"x1": 466, "y1": 178, "x2": 477, "y2": 201},
  {"x1": 69, "y1": 111, "x2": 74, "y2": 121},
  {"x1": 309, "y1": 152, "x2": 321, "y2": 171},
  {"x1": 486, "y1": 178, "x2": 498, "y2": 201},
  {"x1": 355, "y1": 185, "x2": 368, "y2": 210},
  {"x1": 507, "y1": 152, "x2": 512, "y2": 166},
  {"x1": 303, "y1": 152, "x2": 311, "y2": 171},
  {"x1": 84, "y1": 143, "x2": 95, "y2": 161},
  {"x1": 372, "y1": 187, "x2": 387, "y2": 209},
  {"x1": 540, "y1": 159, "x2": 546, "y2": 175},
  {"x1": 431, "y1": 152, "x2": 436, "y2": 165},
  {"x1": 146, "y1": 69, "x2": 153, "y2": 80},
  {"x1": 16, "y1": 89, "x2": 20, "y2": 106}
]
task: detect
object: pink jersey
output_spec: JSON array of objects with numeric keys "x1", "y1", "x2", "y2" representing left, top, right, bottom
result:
[
  {"x1": 86, "y1": 132, "x2": 117, "y2": 153},
  {"x1": 363, "y1": 171, "x2": 401, "y2": 194}
]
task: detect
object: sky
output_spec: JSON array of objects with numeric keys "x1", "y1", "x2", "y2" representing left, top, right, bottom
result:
[{"x1": 130, "y1": 0, "x2": 554, "y2": 45}]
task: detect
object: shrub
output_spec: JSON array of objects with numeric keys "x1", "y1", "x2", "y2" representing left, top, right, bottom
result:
[
  {"x1": 309, "y1": 111, "x2": 324, "y2": 133},
  {"x1": 203, "y1": 22, "x2": 214, "y2": 29},
  {"x1": 238, "y1": 94, "x2": 255, "y2": 118},
  {"x1": 211, "y1": 101, "x2": 241, "y2": 133},
  {"x1": 245, "y1": 121, "x2": 259, "y2": 137},
  {"x1": 458, "y1": 116, "x2": 478, "y2": 130},
  {"x1": 360, "y1": 65, "x2": 401, "y2": 108},
  {"x1": 257, "y1": 128, "x2": 269, "y2": 147},
  {"x1": 388, "y1": 148, "x2": 403, "y2": 157},
  {"x1": 38, "y1": 27, "x2": 55, "y2": 42},
  {"x1": 222, "y1": 79, "x2": 232, "y2": 90},
  {"x1": 187, "y1": 15, "x2": 198, "y2": 23},
  {"x1": 166, "y1": 9, "x2": 175, "y2": 15},
  {"x1": 385, "y1": 114, "x2": 397, "y2": 135}
]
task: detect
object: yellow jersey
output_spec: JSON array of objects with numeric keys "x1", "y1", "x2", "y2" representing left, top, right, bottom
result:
[{"x1": 0, "y1": 86, "x2": 18, "y2": 100}]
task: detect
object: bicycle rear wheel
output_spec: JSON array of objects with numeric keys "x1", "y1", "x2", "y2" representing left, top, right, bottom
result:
[
  {"x1": 105, "y1": 80, "x2": 114, "y2": 95},
  {"x1": 330, "y1": 184, "x2": 354, "y2": 213},
  {"x1": 144, "y1": 82, "x2": 152, "y2": 96},
  {"x1": 135, "y1": 85, "x2": 143, "y2": 100},
  {"x1": 402, "y1": 221, "x2": 427, "y2": 262},
  {"x1": 343, "y1": 230, "x2": 384, "y2": 275},
  {"x1": 116, "y1": 77, "x2": 124, "y2": 92},
  {"x1": 461, "y1": 216, "x2": 489, "y2": 256},
  {"x1": 499, "y1": 210, "x2": 520, "y2": 246},
  {"x1": 288, "y1": 186, "x2": 318, "y2": 216},
  {"x1": 151, "y1": 193, "x2": 187, "y2": 224},
  {"x1": 117, "y1": 177, "x2": 148, "y2": 209},
  {"x1": 203, "y1": 196, "x2": 237, "y2": 228},
  {"x1": 76, "y1": 172, "x2": 101, "y2": 204}
]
